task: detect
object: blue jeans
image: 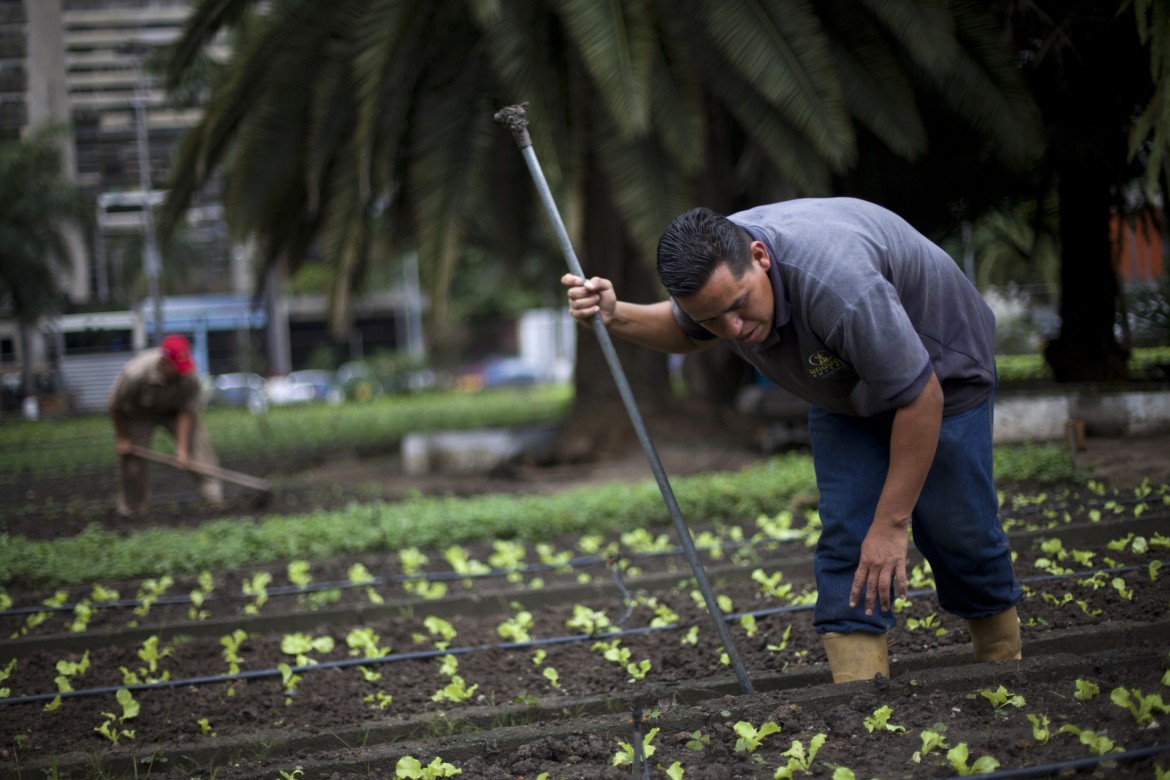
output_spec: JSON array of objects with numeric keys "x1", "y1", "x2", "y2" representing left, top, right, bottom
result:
[{"x1": 808, "y1": 396, "x2": 1022, "y2": 634}]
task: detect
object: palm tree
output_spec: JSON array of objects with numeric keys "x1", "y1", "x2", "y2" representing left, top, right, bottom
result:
[
  {"x1": 0, "y1": 126, "x2": 93, "y2": 416},
  {"x1": 161, "y1": 0, "x2": 1040, "y2": 448}
]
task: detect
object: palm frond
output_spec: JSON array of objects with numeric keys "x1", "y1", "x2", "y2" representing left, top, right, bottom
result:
[
  {"x1": 701, "y1": 0, "x2": 854, "y2": 166},
  {"x1": 408, "y1": 51, "x2": 498, "y2": 330},
  {"x1": 166, "y1": 0, "x2": 263, "y2": 88},
  {"x1": 857, "y1": 0, "x2": 957, "y2": 73},
  {"x1": 554, "y1": 0, "x2": 655, "y2": 134}
]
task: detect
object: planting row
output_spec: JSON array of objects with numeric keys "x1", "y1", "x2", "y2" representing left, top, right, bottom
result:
[{"x1": 3, "y1": 480, "x2": 1166, "y2": 644}]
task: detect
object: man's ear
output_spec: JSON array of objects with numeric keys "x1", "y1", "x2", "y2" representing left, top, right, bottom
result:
[{"x1": 751, "y1": 241, "x2": 771, "y2": 271}]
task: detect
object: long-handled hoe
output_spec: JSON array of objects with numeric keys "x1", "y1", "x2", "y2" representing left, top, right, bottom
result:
[{"x1": 494, "y1": 103, "x2": 753, "y2": 694}]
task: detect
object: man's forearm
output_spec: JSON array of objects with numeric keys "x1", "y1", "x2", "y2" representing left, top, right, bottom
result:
[
  {"x1": 874, "y1": 373, "x2": 944, "y2": 528},
  {"x1": 606, "y1": 300, "x2": 708, "y2": 354}
]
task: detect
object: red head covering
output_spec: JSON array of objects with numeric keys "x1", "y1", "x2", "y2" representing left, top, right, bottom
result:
[{"x1": 161, "y1": 334, "x2": 195, "y2": 375}]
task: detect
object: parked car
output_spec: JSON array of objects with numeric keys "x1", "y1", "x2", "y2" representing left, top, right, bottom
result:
[
  {"x1": 455, "y1": 356, "x2": 542, "y2": 391},
  {"x1": 265, "y1": 370, "x2": 344, "y2": 406},
  {"x1": 208, "y1": 373, "x2": 267, "y2": 410}
]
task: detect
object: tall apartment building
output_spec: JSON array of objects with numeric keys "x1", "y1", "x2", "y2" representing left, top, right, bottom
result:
[{"x1": 63, "y1": 0, "x2": 231, "y2": 304}]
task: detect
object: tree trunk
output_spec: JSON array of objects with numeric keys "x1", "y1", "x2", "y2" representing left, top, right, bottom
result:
[
  {"x1": 559, "y1": 146, "x2": 671, "y2": 461},
  {"x1": 1043, "y1": 168, "x2": 1129, "y2": 382}
]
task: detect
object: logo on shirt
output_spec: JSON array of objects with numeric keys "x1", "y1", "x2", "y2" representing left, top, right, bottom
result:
[{"x1": 807, "y1": 350, "x2": 846, "y2": 378}]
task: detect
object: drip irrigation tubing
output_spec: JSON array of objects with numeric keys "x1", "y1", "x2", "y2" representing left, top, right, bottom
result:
[
  {"x1": 3, "y1": 560, "x2": 1164, "y2": 707},
  {"x1": 941, "y1": 741, "x2": 1170, "y2": 780}
]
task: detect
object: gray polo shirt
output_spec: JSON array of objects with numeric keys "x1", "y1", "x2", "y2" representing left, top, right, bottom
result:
[{"x1": 672, "y1": 198, "x2": 996, "y2": 417}]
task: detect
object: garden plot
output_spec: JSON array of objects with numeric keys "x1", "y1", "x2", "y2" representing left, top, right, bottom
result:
[{"x1": 1, "y1": 490, "x2": 1168, "y2": 779}]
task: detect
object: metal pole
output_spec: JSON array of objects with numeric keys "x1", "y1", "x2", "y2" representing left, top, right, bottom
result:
[
  {"x1": 494, "y1": 103, "x2": 753, "y2": 694},
  {"x1": 131, "y1": 62, "x2": 164, "y2": 346}
]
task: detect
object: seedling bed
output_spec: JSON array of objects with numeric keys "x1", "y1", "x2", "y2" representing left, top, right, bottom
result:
[{"x1": 2, "y1": 513, "x2": 1167, "y2": 779}]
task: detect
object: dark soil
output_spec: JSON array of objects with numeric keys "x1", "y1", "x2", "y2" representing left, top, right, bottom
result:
[{"x1": 2, "y1": 429, "x2": 1170, "y2": 779}]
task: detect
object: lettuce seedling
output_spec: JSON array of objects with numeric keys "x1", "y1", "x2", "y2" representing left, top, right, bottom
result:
[
  {"x1": 0, "y1": 658, "x2": 16, "y2": 698},
  {"x1": 488, "y1": 540, "x2": 527, "y2": 583},
  {"x1": 69, "y1": 600, "x2": 93, "y2": 633},
  {"x1": 132, "y1": 576, "x2": 174, "y2": 623},
  {"x1": 364, "y1": 691, "x2": 394, "y2": 710},
  {"x1": 680, "y1": 626, "x2": 699, "y2": 645},
  {"x1": 542, "y1": 667, "x2": 561, "y2": 690},
  {"x1": 242, "y1": 571, "x2": 272, "y2": 615},
  {"x1": 661, "y1": 761, "x2": 685, "y2": 779},
  {"x1": 613, "y1": 727, "x2": 659, "y2": 765},
  {"x1": 734, "y1": 720, "x2": 782, "y2": 753},
  {"x1": 394, "y1": 755, "x2": 462, "y2": 778},
  {"x1": 773, "y1": 733, "x2": 827, "y2": 779},
  {"x1": 188, "y1": 570, "x2": 214, "y2": 620},
  {"x1": 1027, "y1": 714, "x2": 1051, "y2": 744},
  {"x1": 946, "y1": 743, "x2": 999, "y2": 775},
  {"x1": 281, "y1": 632, "x2": 335, "y2": 666},
  {"x1": 1111, "y1": 687, "x2": 1170, "y2": 726},
  {"x1": 1074, "y1": 679, "x2": 1100, "y2": 701},
  {"x1": 910, "y1": 729, "x2": 949, "y2": 763},
  {"x1": 767, "y1": 625, "x2": 794, "y2": 653},
  {"x1": 196, "y1": 717, "x2": 214, "y2": 736},
  {"x1": 346, "y1": 627, "x2": 390, "y2": 658},
  {"x1": 863, "y1": 705, "x2": 905, "y2": 733},
  {"x1": 438, "y1": 654, "x2": 459, "y2": 677},
  {"x1": 979, "y1": 685, "x2": 1025, "y2": 710},
  {"x1": 1058, "y1": 724, "x2": 1120, "y2": 755},
  {"x1": 94, "y1": 688, "x2": 139, "y2": 744},
  {"x1": 497, "y1": 610, "x2": 534, "y2": 643},
  {"x1": 740, "y1": 614, "x2": 759, "y2": 638},
  {"x1": 752, "y1": 569, "x2": 793, "y2": 601},
  {"x1": 685, "y1": 730, "x2": 710, "y2": 751},
  {"x1": 431, "y1": 675, "x2": 477, "y2": 703},
  {"x1": 423, "y1": 616, "x2": 457, "y2": 649},
  {"x1": 566, "y1": 604, "x2": 613, "y2": 635},
  {"x1": 287, "y1": 560, "x2": 313, "y2": 588},
  {"x1": 626, "y1": 659, "x2": 651, "y2": 682}
]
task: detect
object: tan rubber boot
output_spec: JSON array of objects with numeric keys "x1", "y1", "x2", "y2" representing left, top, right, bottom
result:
[
  {"x1": 969, "y1": 607, "x2": 1022, "y2": 661},
  {"x1": 822, "y1": 632, "x2": 889, "y2": 682}
]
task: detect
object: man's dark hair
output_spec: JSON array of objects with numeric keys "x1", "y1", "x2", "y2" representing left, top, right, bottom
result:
[{"x1": 656, "y1": 207, "x2": 753, "y2": 297}]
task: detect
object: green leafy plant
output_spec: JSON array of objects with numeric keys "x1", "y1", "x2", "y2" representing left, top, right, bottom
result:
[
  {"x1": 979, "y1": 685, "x2": 1025, "y2": 710},
  {"x1": 1111, "y1": 686, "x2": 1170, "y2": 726},
  {"x1": 684, "y1": 730, "x2": 710, "y2": 751},
  {"x1": 422, "y1": 616, "x2": 457, "y2": 649},
  {"x1": 1058, "y1": 724, "x2": 1121, "y2": 755},
  {"x1": 395, "y1": 755, "x2": 462, "y2": 778},
  {"x1": 946, "y1": 743, "x2": 999, "y2": 775},
  {"x1": 94, "y1": 688, "x2": 139, "y2": 744},
  {"x1": 1027, "y1": 714, "x2": 1051, "y2": 745},
  {"x1": 131, "y1": 575, "x2": 174, "y2": 624},
  {"x1": 661, "y1": 761, "x2": 685, "y2": 779},
  {"x1": 613, "y1": 727, "x2": 659, "y2": 766},
  {"x1": 242, "y1": 571, "x2": 273, "y2": 615},
  {"x1": 431, "y1": 675, "x2": 477, "y2": 703},
  {"x1": 910, "y1": 728, "x2": 949, "y2": 763},
  {"x1": 497, "y1": 609, "x2": 535, "y2": 643},
  {"x1": 1074, "y1": 678, "x2": 1100, "y2": 701},
  {"x1": 542, "y1": 666, "x2": 561, "y2": 689},
  {"x1": 863, "y1": 705, "x2": 906, "y2": 733},
  {"x1": 196, "y1": 717, "x2": 215, "y2": 736},
  {"x1": 281, "y1": 632, "x2": 335, "y2": 667},
  {"x1": 734, "y1": 720, "x2": 782, "y2": 753},
  {"x1": 905, "y1": 613, "x2": 948, "y2": 636},
  {"x1": 0, "y1": 657, "x2": 16, "y2": 698},
  {"x1": 566, "y1": 604, "x2": 614, "y2": 635},
  {"x1": 188, "y1": 570, "x2": 214, "y2": 620},
  {"x1": 120, "y1": 636, "x2": 172, "y2": 684},
  {"x1": 773, "y1": 733, "x2": 827, "y2": 779}
]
